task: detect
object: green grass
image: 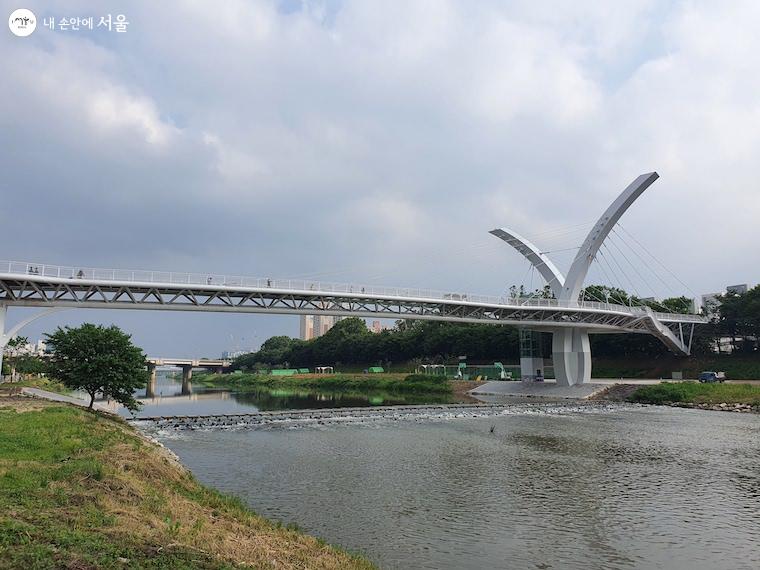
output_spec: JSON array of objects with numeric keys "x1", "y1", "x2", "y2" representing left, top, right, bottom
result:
[
  {"x1": 627, "y1": 382, "x2": 760, "y2": 405},
  {"x1": 200, "y1": 372, "x2": 453, "y2": 394},
  {"x1": 593, "y1": 355, "x2": 760, "y2": 380},
  {"x1": 0, "y1": 377, "x2": 71, "y2": 395},
  {"x1": 0, "y1": 401, "x2": 375, "y2": 569}
]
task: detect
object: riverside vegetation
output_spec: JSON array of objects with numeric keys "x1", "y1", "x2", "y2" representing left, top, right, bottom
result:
[
  {"x1": 628, "y1": 381, "x2": 760, "y2": 407},
  {"x1": 198, "y1": 372, "x2": 452, "y2": 394},
  {"x1": 0, "y1": 394, "x2": 374, "y2": 570}
]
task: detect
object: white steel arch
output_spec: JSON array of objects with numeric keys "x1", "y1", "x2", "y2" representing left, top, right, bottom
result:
[
  {"x1": 491, "y1": 171, "x2": 670, "y2": 386},
  {"x1": 561, "y1": 172, "x2": 659, "y2": 302},
  {"x1": 488, "y1": 228, "x2": 566, "y2": 298}
]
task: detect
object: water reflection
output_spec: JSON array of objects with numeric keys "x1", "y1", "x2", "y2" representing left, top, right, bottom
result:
[{"x1": 122, "y1": 372, "x2": 457, "y2": 418}]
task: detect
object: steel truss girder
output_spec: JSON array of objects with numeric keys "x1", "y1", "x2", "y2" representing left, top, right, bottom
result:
[{"x1": 0, "y1": 277, "x2": 702, "y2": 337}]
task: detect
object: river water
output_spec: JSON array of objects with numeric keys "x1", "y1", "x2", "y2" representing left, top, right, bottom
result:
[
  {"x1": 142, "y1": 386, "x2": 760, "y2": 570},
  {"x1": 118, "y1": 372, "x2": 458, "y2": 418}
]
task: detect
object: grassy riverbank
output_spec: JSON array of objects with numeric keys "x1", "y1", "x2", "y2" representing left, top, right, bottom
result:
[
  {"x1": 627, "y1": 382, "x2": 760, "y2": 406},
  {"x1": 592, "y1": 355, "x2": 760, "y2": 380},
  {"x1": 0, "y1": 396, "x2": 374, "y2": 569},
  {"x1": 199, "y1": 372, "x2": 453, "y2": 394},
  {"x1": 0, "y1": 377, "x2": 70, "y2": 394}
]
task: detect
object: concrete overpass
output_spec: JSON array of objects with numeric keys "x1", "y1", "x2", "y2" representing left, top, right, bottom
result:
[{"x1": 146, "y1": 358, "x2": 231, "y2": 397}]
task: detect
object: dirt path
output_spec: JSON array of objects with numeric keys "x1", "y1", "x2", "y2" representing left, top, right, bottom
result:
[
  {"x1": 589, "y1": 384, "x2": 642, "y2": 401},
  {"x1": 450, "y1": 380, "x2": 486, "y2": 402}
]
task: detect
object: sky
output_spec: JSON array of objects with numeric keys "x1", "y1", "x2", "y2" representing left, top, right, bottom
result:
[{"x1": 2, "y1": 0, "x2": 759, "y2": 357}]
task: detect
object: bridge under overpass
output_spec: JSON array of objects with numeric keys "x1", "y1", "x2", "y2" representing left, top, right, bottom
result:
[{"x1": 146, "y1": 358, "x2": 231, "y2": 397}]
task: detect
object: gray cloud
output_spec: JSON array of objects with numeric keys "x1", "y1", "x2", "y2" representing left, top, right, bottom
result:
[{"x1": 2, "y1": 0, "x2": 758, "y2": 355}]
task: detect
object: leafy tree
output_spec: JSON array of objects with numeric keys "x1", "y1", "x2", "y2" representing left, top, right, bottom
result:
[
  {"x1": 716, "y1": 286, "x2": 760, "y2": 353},
  {"x1": 582, "y1": 285, "x2": 630, "y2": 305},
  {"x1": 2, "y1": 336, "x2": 29, "y2": 378},
  {"x1": 256, "y1": 335, "x2": 296, "y2": 365},
  {"x1": 45, "y1": 324, "x2": 148, "y2": 411},
  {"x1": 658, "y1": 296, "x2": 694, "y2": 314}
]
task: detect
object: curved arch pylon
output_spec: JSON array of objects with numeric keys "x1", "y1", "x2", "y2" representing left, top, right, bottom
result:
[{"x1": 491, "y1": 172, "x2": 662, "y2": 386}]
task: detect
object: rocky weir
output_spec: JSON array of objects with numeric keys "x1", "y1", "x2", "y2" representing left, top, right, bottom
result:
[{"x1": 127, "y1": 401, "x2": 628, "y2": 431}]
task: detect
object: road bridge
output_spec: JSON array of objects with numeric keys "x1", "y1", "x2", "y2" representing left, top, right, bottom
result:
[
  {"x1": 0, "y1": 172, "x2": 707, "y2": 386},
  {"x1": 146, "y1": 358, "x2": 230, "y2": 396}
]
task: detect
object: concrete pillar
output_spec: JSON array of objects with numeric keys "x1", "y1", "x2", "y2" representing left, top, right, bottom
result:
[
  {"x1": 552, "y1": 328, "x2": 591, "y2": 386},
  {"x1": 146, "y1": 363, "x2": 157, "y2": 398},
  {"x1": 0, "y1": 304, "x2": 6, "y2": 382},
  {"x1": 181, "y1": 365, "x2": 193, "y2": 395}
]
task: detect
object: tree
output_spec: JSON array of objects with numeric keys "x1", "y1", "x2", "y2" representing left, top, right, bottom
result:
[
  {"x1": 2, "y1": 336, "x2": 29, "y2": 380},
  {"x1": 582, "y1": 285, "x2": 630, "y2": 305},
  {"x1": 45, "y1": 324, "x2": 148, "y2": 411},
  {"x1": 716, "y1": 286, "x2": 760, "y2": 353},
  {"x1": 658, "y1": 296, "x2": 694, "y2": 314}
]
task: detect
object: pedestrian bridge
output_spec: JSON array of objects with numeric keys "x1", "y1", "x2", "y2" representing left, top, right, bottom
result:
[
  {"x1": 0, "y1": 172, "x2": 708, "y2": 386},
  {"x1": 0, "y1": 263, "x2": 703, "y2": 337}
]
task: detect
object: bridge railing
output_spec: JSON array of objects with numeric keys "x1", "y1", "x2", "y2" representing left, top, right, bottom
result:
[
  {"x1": 2, "y1": 260, "x2": 503, "y2": 304},
  {"x1": 0, "y1": 260, "x2": 704, "y2": 321}
]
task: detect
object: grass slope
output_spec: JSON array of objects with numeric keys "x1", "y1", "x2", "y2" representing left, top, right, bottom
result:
[
  {"x1": 627, "y1": 382, "x2": 760, "y2": 405},
  {"x1": 0, "y1": 397, "x2": 374, "y2": 570}
]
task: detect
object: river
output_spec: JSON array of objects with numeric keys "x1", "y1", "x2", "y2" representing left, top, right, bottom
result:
[
  {"x1": 118, "y1": 372, "x2": 460, "y2": 417},
  {"x1": 138, "y1": 376, "x2": 760, "y2": 569}
]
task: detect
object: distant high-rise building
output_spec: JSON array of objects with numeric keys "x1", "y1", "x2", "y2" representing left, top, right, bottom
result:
[
  {"x1": 700, "y1": 292, "x2": 722, "y2": 315},
  {"x1": 300, "y1": 315, "x2": 342, "y2": 340},
  {"x1": 700, "y1": 283, "x2": 752, "y2": 315},
  {"x1": 726, "y1": 284, "x2": 748, "y2": 295},
  {"x1": 299, "y1": 315, "x2": 314, "y2": 340}
]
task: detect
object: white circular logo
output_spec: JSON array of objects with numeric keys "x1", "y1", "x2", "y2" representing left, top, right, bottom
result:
[{"x1": 9, "y1": 8, "x2": 36, "y2": 37}]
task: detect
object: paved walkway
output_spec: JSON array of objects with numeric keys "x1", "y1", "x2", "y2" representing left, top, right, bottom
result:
[
  {"x1": 21, "y1": 387, "x2": 116, "y2": 413},
  {"x1": 470, "y1": 380, "x2": 609, "y2": 400}
]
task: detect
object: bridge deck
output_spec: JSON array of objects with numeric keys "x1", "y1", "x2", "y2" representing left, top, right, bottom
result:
[{"x1": 0, "y1": 261, "x2": 705, "y2": 336}]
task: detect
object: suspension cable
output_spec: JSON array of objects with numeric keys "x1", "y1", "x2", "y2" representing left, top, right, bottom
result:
[
  {"x1": 605, "y1": 232, "x2": 673, "y2": 312},
  {"x1": 616, "y1": 223, "x2": 699, "y2": 298},
  {"x1": 611, "y1": 227, "x2": 680, "y2": 298},
  {"x1": 600, "y1": 242, "x2": 642, "y2": 303},
  {"x1": 595, "y1": 249, "x2": 631, "y2": 305}
]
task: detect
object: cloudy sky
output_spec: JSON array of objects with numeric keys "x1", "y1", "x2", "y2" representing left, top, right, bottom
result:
[{"x1": 2, "y1": 0, "x2": 759, "y2": 356}]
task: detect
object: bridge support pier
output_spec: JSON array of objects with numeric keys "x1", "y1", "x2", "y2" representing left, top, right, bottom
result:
[
  {"x1": 180, "y1": 365, "x2": 193, "y2": 395},
  {"x1": 552, "y1": 328, "x2": 591, "y2": 387},
  {"x1": 146, "y1": 363, "x2": 157, "y2": 398},
  {"x1": 0, "y1": 304, "x2": 6, "y2": 381}
]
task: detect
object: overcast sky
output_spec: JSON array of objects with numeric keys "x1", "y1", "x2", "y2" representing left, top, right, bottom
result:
[{"x1": 2, "y1": 1, "x2": 759, "y2": 357}]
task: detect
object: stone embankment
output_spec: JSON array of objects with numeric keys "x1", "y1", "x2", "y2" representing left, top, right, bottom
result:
[{"x1": 668, "y1": 401, "x2": 759, "y2": 413}]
